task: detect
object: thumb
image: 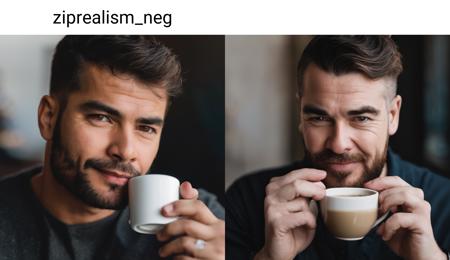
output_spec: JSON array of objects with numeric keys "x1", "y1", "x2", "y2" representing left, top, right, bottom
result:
[{"x1": 179, "y1": 181, "x2": 199, "y2": 199}]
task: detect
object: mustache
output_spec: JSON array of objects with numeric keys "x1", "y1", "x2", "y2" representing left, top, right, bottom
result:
[
  {"x1": 84, "y1": 158, "x2": 141, "y2": 177},
  {"x1": 311, "y1": 149, "x2": 366, "y2": 164}
]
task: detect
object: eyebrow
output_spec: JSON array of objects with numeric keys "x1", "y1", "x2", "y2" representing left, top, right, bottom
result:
[
  {"x1": 79, "y1": 101, "x2": 121, "y2": 117},
  {"x1": 302, "y1": 104, "x2": 380, "y2": 116},
  {"x1": 347, "y1": 106, "x2": 380, "y2": 116},
  {"x1": 136, "y1": 117, "x2": 164, "y2": 126},
  {"x1": 79, "y1": 100, "x2": 164, "y2": 126},
  {"x1": 302, "y1": 105, "x2": 329, "y2": 116}
]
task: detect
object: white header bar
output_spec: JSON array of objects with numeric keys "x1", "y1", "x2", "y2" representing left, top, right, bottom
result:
[{"x1": 1, "y1": 0, "x2": 449, "y2": 34}]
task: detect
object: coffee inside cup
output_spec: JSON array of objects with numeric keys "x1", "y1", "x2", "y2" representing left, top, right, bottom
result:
[
  {"x1": 325, "y1": 209, "x2": 377, "y2": 239},
  {"x1": 320, "y1": 187, "x2": 380, "y2": 240}
]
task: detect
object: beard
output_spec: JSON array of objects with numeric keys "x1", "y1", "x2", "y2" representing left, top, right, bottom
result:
[
  {"x1": 50, "y1": 115, "x2": 141, "y2": 210},
  {"x1": 305, "y1": 140, "x2": 388, "y2": 188}
]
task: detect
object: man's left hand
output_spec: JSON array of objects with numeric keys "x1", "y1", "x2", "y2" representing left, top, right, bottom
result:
[
  {"x1": 365, "y1": 176, "x2": 446, "y2": 260},
  {"x1": 156, "y1": 181, "x2": 225, "y2": 260}
]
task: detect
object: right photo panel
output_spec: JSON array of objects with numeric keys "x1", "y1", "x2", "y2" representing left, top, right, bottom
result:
[{"x1": 225, "y1": 36, "x2": 450, "y2": 259}]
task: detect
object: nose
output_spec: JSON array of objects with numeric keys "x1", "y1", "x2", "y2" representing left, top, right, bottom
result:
[
  {"x1": 325, "y1": 121, "x2": 353, "y2": 154},
  {"x1": 107, "y1": 126, "x2": 137, "y2": 162}
]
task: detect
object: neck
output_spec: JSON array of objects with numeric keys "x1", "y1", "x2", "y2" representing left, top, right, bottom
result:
[{"x1": 31, "y1": 163, "x2": 115, "y2": 225}]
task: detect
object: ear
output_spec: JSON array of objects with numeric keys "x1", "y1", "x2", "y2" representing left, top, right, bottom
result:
[
  {"x1": 38, "y1": 95, "x2": 60, "y2": 141},
  {"x1": 388, "y1": 95, "x2": 402, "y2": 136}
]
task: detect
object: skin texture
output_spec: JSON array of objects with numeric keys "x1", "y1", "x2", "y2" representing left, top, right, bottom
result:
[
  {"x1": 31, "y1": 64, "x2": 224, "y2": 259},
  {"x1": 256, "y1": 64, "x2": 446, "y2": 260}
]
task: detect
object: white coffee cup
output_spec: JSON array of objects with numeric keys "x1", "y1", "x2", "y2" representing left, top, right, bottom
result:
[
  {"x1": 128, "y1": 174, "x2": 180, "y2": 234},
  {"x1": 320, "y1": 187, "x2": 389, "y2": 240}
]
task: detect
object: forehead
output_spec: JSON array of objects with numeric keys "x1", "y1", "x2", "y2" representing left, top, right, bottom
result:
[
  {"x1": 301, "y1": 64, "x2": 387, "y2": 111},
  {"x1": 67, "y1": 64, "x2": 168, "y2": 114}
]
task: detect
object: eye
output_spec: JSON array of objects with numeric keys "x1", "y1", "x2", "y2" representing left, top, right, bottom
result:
[
  {"x1": 354, "y1": 116, "x2": 370, "y2": 122},
  {"x1": 88, "y1": 114, "x2": 112, "y2": 123},
  {"x1": 138, "y1": 125, "x2": 157, "y2": 134},
  {"x1": 310, "y1": 116, "x2": 330, "y2": 121}
]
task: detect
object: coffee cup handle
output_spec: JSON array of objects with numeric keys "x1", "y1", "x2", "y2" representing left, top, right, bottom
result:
[{"x1": 371, "y1": 210, "x2": 390, "y2": 229}]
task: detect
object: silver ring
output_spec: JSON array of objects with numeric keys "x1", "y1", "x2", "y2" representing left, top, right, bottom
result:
[{"x1": 194, "y1": 239, "x2": 206, "y2": 250}]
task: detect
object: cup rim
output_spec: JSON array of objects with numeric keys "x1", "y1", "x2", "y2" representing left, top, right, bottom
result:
[
  {"x1": 129, "y1": 174, "x2": 180, "y2": 184},
  {"x1": 325, "y1": 187, "x2": 377, "y2": 198}
]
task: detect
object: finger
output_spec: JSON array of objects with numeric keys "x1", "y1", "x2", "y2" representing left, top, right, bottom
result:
[
  {"x1": 162, "y1": 199, "x2": 217, "y2": 225},
  {"x1": 379, "y1": 186, "x2": 424, "y2": 204},
  {"x1": 267, "y1": 169, "x2": 326, "y2": 194},
  {"x1": 379, "y1": 212, "x2": 421, "y2": 241},
  {"x1": 156, "y1": 218, "x2": 215, "y2": 242},
  {"x1": 270, "y1": 210, "x2": 317, "y2": 232},
  {"x1": 381, "y1": 191, "x2": 426, "y2": 214},
  {"x1": 364, "y1": 176, "x2": 410, "y2": 191},
  {"x1": 284, "y1": 197, "x2": 311, "y2": 212},
  {"x1": 273, "y1": 179, "x2": 326, "y2": 202},
  {"x1": 180, "y1": 182, "x2": 199, "y2": 200},
  {"x1": 159, "y1": 236, "x2": 212, "y2": 259}
]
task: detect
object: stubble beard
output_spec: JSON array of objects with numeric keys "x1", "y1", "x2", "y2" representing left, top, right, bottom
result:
[
  {"x1": 49, "y1": 115, "x2": 140, "y2": 210},
  {"x1": 305, "y1": 140, "x2": 388, "y2": 188}
]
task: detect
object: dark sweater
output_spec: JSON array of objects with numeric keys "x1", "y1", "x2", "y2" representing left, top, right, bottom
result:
[
  {"x1": 0, "y1": 166, "x2": 224, "y2": 260},
  {"x1": 226, "y1": 150, "x2": 450, "y2": 259}
]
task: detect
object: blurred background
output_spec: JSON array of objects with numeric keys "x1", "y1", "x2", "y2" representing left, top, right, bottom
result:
[
  {"x1": 226, "y1": 35, "x2": 450, "y2": 188},
  {"x1": 0, "y1": 36, "x2": 225, "y2": 201}
]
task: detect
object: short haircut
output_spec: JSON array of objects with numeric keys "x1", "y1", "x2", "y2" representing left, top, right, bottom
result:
[
  {"x1": 297, "y1": 36, "x2": 403, "y2": 98},
  {"x1": 50, "y1": 36, "x2": 182, "y2": 105}
]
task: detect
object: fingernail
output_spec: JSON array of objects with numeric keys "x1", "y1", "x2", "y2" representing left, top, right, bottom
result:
[{"x1": 181, "y1": 181, "x2": 191, "y2": 189}]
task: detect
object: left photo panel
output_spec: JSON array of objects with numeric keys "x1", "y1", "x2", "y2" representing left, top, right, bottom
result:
[{"x1": 0, "y1": 36, "x2": 225, "y2": 259}]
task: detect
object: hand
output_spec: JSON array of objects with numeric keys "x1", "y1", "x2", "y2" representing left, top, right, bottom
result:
[
  {"x1": 365, "y1": 176, "x2": 446, "y2": 260},
  {"x1": 255, "y1": 169, "x2": 326, "y2": 260},
  {"x1": 156, "y1": 181, "x2": 225, "y2": 260}
]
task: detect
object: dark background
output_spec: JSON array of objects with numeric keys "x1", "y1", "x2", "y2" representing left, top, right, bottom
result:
[
  {"x1": 391, "y1": 36, "x2": 450, "y2": 179},
  {"x1": 150, "y1": 36, "x2": 225, "y2": 202}
]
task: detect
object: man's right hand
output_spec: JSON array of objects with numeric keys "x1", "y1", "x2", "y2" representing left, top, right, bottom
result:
[{"x1": 255, "y1": 169, "x2": 326, "y2": 260}]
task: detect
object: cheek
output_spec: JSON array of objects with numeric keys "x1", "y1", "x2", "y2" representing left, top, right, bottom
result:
[
  {"x1": 136, "y1": 137, "x2": 161, "y2": 172},
  {"x1": 302, "y1": 126, "x2": 328, "y2": 152},
  {"x1": 62, "y1": 123, "x2": 110, "y2": 160},
  {"x1": 352, "y1": 130, "x2": 387, "y2": 158}
]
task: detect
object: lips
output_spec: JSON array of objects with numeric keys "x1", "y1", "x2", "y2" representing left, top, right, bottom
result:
[
  {"x1": 96, "y1": 168, "x2": 132, "y2": 186},
  {"x1": 325, "y1": 161, "x2": 359, "y2": 172}
]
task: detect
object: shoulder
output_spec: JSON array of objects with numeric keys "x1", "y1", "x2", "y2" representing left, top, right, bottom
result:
[
  {"x1": 0, "y1": 166, "x2": 40, "y2": 206},
  {"x1": 389, "y1": 150, "x2": 450, "y2": 190},
  {"x1": 198, "y1": 189, "x2": 224, "y2": 220},
  {"x1": 0, "y1": 166, "x2": 43, "y2": 255}
]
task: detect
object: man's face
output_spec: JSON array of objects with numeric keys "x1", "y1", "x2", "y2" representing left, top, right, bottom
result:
[
  {"x1": 50, "y1": 65, "x2": 168, "y2": 209},
  {"x1": 299, "y1": 64, "x2": 401, "y2": 188}
]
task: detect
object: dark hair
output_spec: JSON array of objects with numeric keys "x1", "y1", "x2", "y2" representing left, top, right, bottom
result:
[
  {"x1": 297, "y1": 36, "x2": 403, "y2": 96},
  {"x1": 50, "y1": 35, "x2": 182, "y2": 103}
]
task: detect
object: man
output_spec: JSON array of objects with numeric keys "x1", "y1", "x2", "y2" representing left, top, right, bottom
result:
[
  {"x1": 226, "y1": 36, "x2": 450, "y2": 259},
  {"x1": 0, "y1": 36, "x2": 224, "y2": 260}
]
